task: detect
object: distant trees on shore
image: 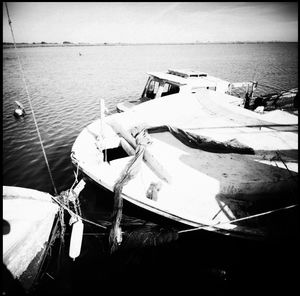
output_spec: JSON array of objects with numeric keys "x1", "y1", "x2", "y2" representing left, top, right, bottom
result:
[{"x1": 3, "y1": 41, "x2": 297, "y2": 49}]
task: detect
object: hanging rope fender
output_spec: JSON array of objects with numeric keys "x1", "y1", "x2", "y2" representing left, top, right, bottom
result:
[
  {"x1": 58, "y1": 189, "x2": 82, "y2": 227},
  {"x1": 50, "y1": 173, "x2": 107, "y2": 233},
  {"x1": 109, "y1": 128, "x2": 152, "y2": 253},
  {"x1": 51, "y1": 193, "x2": 107, "y2": 229}
]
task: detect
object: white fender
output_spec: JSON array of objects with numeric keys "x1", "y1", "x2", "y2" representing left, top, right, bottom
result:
[{"x1": 69, "y1": 219, "x2": 84, "y2": 261}]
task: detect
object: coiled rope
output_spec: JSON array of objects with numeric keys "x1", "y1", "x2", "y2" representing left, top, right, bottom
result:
[{"x1": 5, "y1": 2, "x2": 58, "y2": 195}]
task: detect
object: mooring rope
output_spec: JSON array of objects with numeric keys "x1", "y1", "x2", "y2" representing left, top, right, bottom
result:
[
  {"x1": 70, "y1": 162, "x2": 80, "y2": 191},
  {"x1": 5, "y1": 2, "x2": 58, "y2": 195},
  {"x1": 178, "y1": 204, "x2": 298, "y2": 234},
  {"x1": 183, "y1": 123, "x2": 298, "y2": 131},
  {"x1": 50, "y1": 194, "x2": 107, "y2": 230},
  {"x1": 275, "y1": 151, "x2": 297, "y2": 182}
]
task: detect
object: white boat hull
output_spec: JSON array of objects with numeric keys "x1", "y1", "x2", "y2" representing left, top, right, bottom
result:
[
  {"x1": 3, "y1": 186, "x2": 59, "y2": 289},
  {"x1": 71, "y1": 90, "x2": 298, "y2": 239}
]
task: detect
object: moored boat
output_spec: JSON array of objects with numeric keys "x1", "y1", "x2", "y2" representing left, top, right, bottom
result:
[
  {"x1": 116, "y1": 69, "x2": 257, "y2": 112},
  {"x1": 251, "y1": 87, "x2": 298, "y2": 112},
  {"x1": 71, "y1": 88, "x2": 298, "y2": 241},
  {"x1": 3, "y1": 186, "x2": 60, "y2": 291}
]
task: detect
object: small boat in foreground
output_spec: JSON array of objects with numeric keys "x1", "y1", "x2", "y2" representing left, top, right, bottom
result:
[
  {"x1": 71, "y1": 88, "x2": 298, "y2": 240},
  {"x1": 3, "y1": 186, "x2": 59, "y2": 291}
]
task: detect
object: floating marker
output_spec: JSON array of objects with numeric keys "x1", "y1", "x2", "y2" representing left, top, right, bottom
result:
[{"x1": 13, "y1": 101, "x2": 25, "y2": 118}]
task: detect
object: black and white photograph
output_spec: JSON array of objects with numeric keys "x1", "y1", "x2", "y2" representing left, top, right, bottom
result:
[{"x1": 3, "y1": 2, "x2": 298, "y2": 295}]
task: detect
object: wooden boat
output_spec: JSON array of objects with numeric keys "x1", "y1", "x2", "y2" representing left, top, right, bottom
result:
[
  {"x1": 3, "y1": 186, "x2": 59, "y2": 291},
  {"x1": 71, "y1": 89, "x2": 298, "y2": 239},
  {"x1": 251, "y1": 87, "x2": 298, "y2": 112},
  {"x1": 116, "y1": 69, "x2": 256, "y2": 112}
]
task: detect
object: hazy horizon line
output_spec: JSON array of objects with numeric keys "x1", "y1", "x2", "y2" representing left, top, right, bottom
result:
[{"x1": 3, "y1": 40, "x2": 298, "y2": 46}]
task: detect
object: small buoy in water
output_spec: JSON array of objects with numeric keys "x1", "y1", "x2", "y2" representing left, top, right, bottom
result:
[
  {"x1": 13, "y1": 101, "x2": 26, "y2": 118},
  {"x1": 69, "y1": 219, "x2": 84, "y2": 261},
  {"x1": 13, "y1": 107, "x2": 25, "y2": 118}
]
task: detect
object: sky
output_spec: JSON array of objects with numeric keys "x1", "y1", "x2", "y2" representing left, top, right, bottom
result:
[{"x1": 2, "y1": 2, "x2": 298, "y2": 43}]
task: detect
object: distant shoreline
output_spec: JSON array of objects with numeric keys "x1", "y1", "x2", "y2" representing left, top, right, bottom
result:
[{"x1": 2, "y1": 41, "x2": 298, "y2": 49}]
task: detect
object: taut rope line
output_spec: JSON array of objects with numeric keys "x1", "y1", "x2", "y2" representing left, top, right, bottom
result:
[
  {"x1": 5, "y1": 2, "x2": 58, "y2": 195},
  {"x1": 50, "y1": 195, "x2": 107, "y2": 229},
  {"x1": 178, "y1": 204, "x2": 298, "y2": 234}
]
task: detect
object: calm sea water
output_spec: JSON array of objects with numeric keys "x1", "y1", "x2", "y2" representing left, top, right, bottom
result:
[
  {"x1": 3, "y1": 43, "x2": 298, "y2": 193},
  {"x1": 3, "y1": 43, "x2": 298, "y2": 294}
]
